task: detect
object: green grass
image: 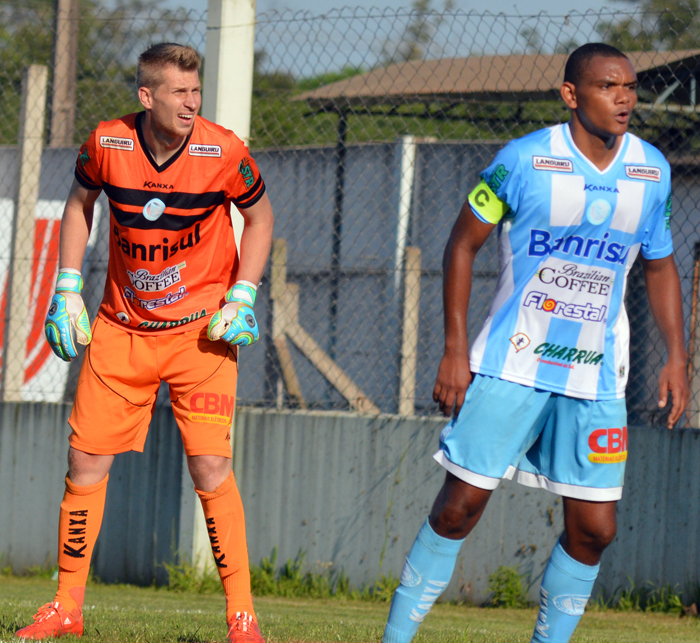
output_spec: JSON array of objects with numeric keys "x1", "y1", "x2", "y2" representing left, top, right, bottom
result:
[{"x1": 1, "y1": 576, "x2": 700, "y2": 642}]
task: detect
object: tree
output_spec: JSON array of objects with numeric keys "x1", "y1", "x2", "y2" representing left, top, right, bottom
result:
[
  {"x1": 597, "y1": 0, "x2": 700, "y2": 51},
  {"x1": 379, "y1": 0, "x2": 455, "y2": 66},
  {"x1": 0, "y1": 0, "x2": 198, "y2": 145}
]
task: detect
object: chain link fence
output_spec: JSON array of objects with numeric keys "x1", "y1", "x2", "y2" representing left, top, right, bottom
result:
[{"x1": 1, "y1": 3, "x2": 699, "y2": 425}]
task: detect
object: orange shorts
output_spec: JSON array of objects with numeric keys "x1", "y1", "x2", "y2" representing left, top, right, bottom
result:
[{"x1": 68, "y1": 317, "x2": 238, "y2": 458}]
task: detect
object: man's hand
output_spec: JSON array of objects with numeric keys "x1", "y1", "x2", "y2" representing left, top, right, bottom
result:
[
  {"x1": 433, "y1": 348, "x2": 472, "y2": 417},
  {"x1": 44, "y1": 269, "x2": 92, "y2": 362},
  {"x1": 657, "y1": 358, "x2": 689, "y2": 429},
  {"x1": 207, "y1": 282, "x2": 259, "y2": 347}
]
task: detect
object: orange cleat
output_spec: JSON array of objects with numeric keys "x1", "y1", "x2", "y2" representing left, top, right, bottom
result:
[
  {"x1": 227, "y1": 611, "x2": 264, "y2": 643},
  {"x1": 15, "y1": 601, "x2": 83, "y2": 640}
]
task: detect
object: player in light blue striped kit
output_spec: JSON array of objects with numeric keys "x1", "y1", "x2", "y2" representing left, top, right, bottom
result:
[{"x1": 383, "y1": 43, "x2": 690, "y2": 643}]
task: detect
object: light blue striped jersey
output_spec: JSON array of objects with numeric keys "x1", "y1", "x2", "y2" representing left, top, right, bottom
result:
[{"x1": 468, "y1": 123, "x2": 673, "y2": 401}]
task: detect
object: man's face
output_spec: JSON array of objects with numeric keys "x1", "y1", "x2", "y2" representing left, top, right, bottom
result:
[
  {"x1": 564, "y1": 55, "x2": 638, "y2": 139},
  {"x1": 140, "y1": 64, "x2": 201, "y2": 139}
]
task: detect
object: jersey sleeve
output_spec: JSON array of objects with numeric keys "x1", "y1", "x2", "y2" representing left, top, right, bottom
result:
[
  {"x1": 225, "y1": 139, "x2": 266, "y2": 210},
  {"x1": 468, "y1": 140, "x2": 523, "y2": 224},
  {"x1": 640, "y1": 167, "x2": 673, "y2": 260},
  {"x1": 74, "y1": 128, "x2": 102, "y2": 190}
]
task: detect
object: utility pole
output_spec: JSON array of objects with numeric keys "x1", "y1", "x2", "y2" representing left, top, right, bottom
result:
[{"x1": 50, "y1": 0, "x2": 79, "y2": 147}]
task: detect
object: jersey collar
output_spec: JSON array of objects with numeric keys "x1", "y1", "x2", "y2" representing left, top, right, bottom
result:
[
  {"x1": 562, "y1": 122, "x2": 629, "y2": 176},
  {"x1": 135, "y1": 111, "x2": 194, "y2": 173}
]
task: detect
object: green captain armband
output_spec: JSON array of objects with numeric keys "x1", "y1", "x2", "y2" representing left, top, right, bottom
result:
[{"x1": 468, "y1": 180, "x2": 510, "y2": 224}]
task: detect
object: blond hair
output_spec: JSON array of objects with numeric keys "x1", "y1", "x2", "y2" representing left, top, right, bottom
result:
[{"x1": 137, "y1": 43, "x2": 201, "y2": 91}]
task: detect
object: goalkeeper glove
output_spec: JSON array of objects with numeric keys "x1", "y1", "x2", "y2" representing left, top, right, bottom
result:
[
  {"x1": 44, "y1": 268, "x2": 92, "y2": 362},
  {"x1": 207, "y1": 281, "x2": 259, "y2": 347}
]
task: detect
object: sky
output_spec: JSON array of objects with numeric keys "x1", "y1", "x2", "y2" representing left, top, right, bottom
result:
[
  {"x1": 254, "y1": 0, "x2": 618, "y2": 15},
  {"x1": 174, "y1": 0, "x2": 623, "y2": 16}
]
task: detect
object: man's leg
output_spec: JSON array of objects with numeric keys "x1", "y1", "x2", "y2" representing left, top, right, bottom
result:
[
  {"x1": 16, "y1": 448, "x2": 113, "y2": 640},
  {"x1": 188, "y1": 454, "x2": 260, "y2": 640},
  {"x1": 531, "y1": 499, "x2": 617, "y2": 643},
  {"x1": 383, "y1": 473, "x2": 492, "y2": 643}
]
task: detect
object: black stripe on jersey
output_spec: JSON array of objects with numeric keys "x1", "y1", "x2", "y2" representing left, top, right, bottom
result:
[
  {"x1": 110, "y1": 202, "x2": 215, "y2": 231},
  {"x1": 103, "y1": 182, "x2": 226, "y2": 210},
  {"x1": 233, "y1": 182, "x2": 266, "y2": 209},
  {"x1": 234, "y1": 175, "x2": 264, "y2": 204},
  {"x1": 75, "y1": 167, "x2": 101, "y2": 191}
]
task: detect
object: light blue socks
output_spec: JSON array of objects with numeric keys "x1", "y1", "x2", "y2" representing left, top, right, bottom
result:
[
  {"x1": 383, "y1": 519, "x2": 465, "y2": 643},
  {"x1": 531, "y1": 537, "x2": 600, "y2": 643}
]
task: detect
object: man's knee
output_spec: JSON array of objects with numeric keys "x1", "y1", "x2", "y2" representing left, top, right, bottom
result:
[
  {"x1": 67, "y1": 447, "x2": 114, "y2": 485},
  {"x1": 564, "y1": 499, "x2": 618, "y2": 561},
  {"x1": 576, "y1": 519, "x2": 617, "y2": 552},
  {"x1": 188, "y1": 454, "x2": 232, "y2": 492},
  {"x1": 430, "y1": 474, "x2": 491, "y2": 538}
]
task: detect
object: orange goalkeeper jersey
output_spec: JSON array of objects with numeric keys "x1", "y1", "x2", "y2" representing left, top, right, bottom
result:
[{"x1": 75, "y1": 112, "x2": 265, "y2": 335}]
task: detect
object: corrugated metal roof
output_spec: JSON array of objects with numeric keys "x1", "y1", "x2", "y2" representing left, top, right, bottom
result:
[{"x1": 297, "y1": 51, "x2": 700, "y2": 109}]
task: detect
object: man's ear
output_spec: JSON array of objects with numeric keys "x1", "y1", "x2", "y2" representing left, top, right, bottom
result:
[
  {"x1": 560, "y1": 81, "x2": 577, "y2": 110},
  {"x1": 138, "y1": 86, "x2": 152, "y2": 110}
]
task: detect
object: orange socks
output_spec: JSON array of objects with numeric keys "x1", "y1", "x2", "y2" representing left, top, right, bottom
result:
[
  {"x1": 196, "y1": 471, "x2": 255, "y2": 623},
  {"x1": 54, "y1": 474, "x2": 109, "y2": 612}
]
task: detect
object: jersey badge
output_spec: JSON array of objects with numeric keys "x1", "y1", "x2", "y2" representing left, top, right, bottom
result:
[
  {"x1": 189, "y1": 144, "x2": 222, "y2": 157},
  {"x1": 586, "y1": 199, "x2": 612, "y2": 225},
  {"x1": 78, "y1": 150, "x2": 90, "y2": 167},
  {"x1": 99, "y1": 136, "x2": 134, "y2": 151},
  {"x1": 239, "y1": 157, "x2": 255, "y2": 188},
  {"x1": 625, "y1": 165, "x2": 661, "y2": 182},
  {"x1": 532, "y1": 156, "x2": 573, "y2": 172},
  {"x1": 510, "y1": 333, "x2": 530, "y2": 352},
  {"x1": 116, "y1": 312, "x2": 131, "y2": 324},
  {"x1": 143, "y1": 198, "x2": 166, "y2": 222}
]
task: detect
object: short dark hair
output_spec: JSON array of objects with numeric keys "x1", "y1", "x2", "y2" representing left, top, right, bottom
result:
[
  {"x1": 564, "y1": 43, "x2": 628, "y2": 85},
  {"x1": 137, "y1": 43, "x2": 200, "y2": 91}
]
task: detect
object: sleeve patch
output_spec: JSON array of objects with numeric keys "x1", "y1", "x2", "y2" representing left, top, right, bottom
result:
[
  {"x1": 238, "y1": 157, "x2": 256, "y2": 188},
  {"x1": 468, "y1": 180, "x2": 510, "y2": 224}
]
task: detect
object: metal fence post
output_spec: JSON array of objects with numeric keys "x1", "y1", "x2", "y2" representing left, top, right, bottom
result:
[
  {"x1": 3, "y1": 65, "x2": 48, "y2": 402},
  {"x1": 399, "y1": 247, "x2": 421, "y2": 416}
]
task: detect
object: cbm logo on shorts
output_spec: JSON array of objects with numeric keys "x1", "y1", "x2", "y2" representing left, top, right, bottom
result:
[
  {"x1": 189, "y1": 392, "x2": 234, "y2": 425},
  {"x1": 588, "y1": 426, "x2": 627, "y2": 463}
]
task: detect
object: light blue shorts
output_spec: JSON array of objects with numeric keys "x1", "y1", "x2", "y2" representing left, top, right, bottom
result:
[{"x1": 434, "y1": 374, "x2": 628, "y2": 501}]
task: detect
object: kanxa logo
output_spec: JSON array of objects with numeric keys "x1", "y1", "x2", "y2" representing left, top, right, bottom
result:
[
  {"x1": 143, "y1": 180, "x2": 174, "y2": 189},
  {"x1": 63, "y1": 510, "x2": 88, "y2": 559},
  {"x1": 206, "y1": 517, "x2": 227, "y2": 568},
  {"x1": 584, "y1": 184, "x2": 619, "y2": 193}
]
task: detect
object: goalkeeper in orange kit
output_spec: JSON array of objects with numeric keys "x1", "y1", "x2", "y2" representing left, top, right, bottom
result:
[{"x1": 17, "y1": 42, "x2": 273, "y2": 643}]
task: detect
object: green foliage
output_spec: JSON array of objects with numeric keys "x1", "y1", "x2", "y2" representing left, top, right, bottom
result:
[
  {"x1": 487, "y1": 566, "x2": 529, "y2": 608},
  {"x1": 162, "y1": 556, "x2": 223, "y2": 594},
  {"x1": 379, "y1": 0, "x2": 456, "y2": 65},
  {"x1": 597, "y1": 0, "x2": 700, "y2": 51},
  {"x1": 0, "y1": 0, "x2": 197, "y2": 145},
  {"x1": 248, "y1": 547, "x2": 399, "y2": 602},
  {"x1": 296, "y1": 67, "x2": 365, "y2": 92},
  {"x1": 592, "y1": 578, "x2": 686, "y2": 615}
]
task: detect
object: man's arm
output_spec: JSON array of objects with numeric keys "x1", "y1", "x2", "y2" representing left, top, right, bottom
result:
[
  {"x1": 59, "y1": 177, "x2": 101, "y2": 269},
  {"x1": 433, "y1": 201, "x2": 495, "y2": 417},
  {"x1": 640, "y1": 254, "x2": 690, "y2": 429},
  {"x1": 236, "y1": 191, "x2": 274, "y2": 286}
]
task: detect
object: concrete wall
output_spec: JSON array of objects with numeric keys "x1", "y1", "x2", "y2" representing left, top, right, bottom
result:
[{"x1": 1, "y1": 404, "x2": 699, "y2": 603}]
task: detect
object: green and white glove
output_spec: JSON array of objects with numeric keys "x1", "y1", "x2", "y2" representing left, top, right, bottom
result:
[
  {"x1": 44, "y1": 268, "x2": 92, "y2": 361},
  {"x1": 207, "y1": 281, "x2": 259, "y2": 347}
]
